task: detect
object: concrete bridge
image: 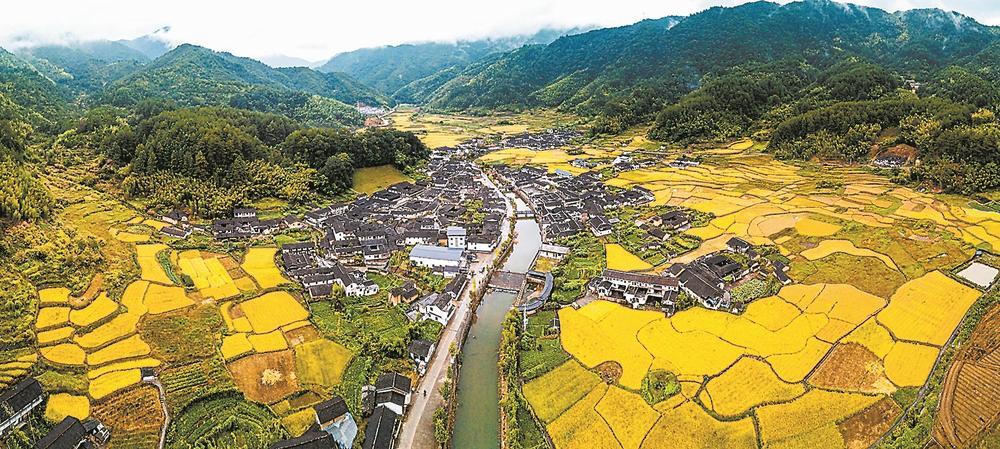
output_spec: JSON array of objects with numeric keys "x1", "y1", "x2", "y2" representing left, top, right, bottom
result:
[{"x1": 487, "y1": 270, "x2": 527, "y2": 292}]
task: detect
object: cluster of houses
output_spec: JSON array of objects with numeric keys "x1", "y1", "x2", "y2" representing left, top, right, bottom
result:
[
  {"x1": 279, "y1": 241, "x2": 381, "y2": 300},
  {"x1": 361, "y1": 372, "x2": 412, "y2": 449},
  {"x1": 592, "y1": 237, "x2": 792, "y2": 314},
  {"x1": 1, "y1": 378, "x2": 111, "y2": 448},
  {"x1": 491, "y1": 164, "x2": 654, "y2": 240}
]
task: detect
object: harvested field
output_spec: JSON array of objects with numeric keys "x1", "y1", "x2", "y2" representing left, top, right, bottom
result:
[
  {"x1": 91, "y1": 385, "x2": 164, "y2": 449},
  {"x1": 808, "y1": 343, "x2": 894, "y2": 394},
  {"x1": 838, "y1": 397, "x2": 901, "y2": 449},
  {"x1": 227, "y1": 350, "x2": 300, "y2": 404}
]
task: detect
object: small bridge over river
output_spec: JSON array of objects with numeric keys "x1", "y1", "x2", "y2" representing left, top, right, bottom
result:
[{"x1": 487, "y1": 271, "x2": 527, "y2": 293}]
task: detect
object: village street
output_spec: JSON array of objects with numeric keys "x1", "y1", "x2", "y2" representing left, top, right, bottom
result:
[{"x1": 397, "y1": 169, "x2": 515, "y2": 449}]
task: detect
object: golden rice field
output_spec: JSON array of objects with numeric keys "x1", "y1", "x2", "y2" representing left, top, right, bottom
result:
[
  {"x1": 44, "y1": 393, "x2": 90, "y2": 423},
  {"x1": 520, "y1": 147, "x2": 998, "y2": 449},
  {"x1": 177, "y1": 250, "x2": 241, "y2": 299},
  {"x1": 604, "y1": 243, "x2": 653, "y2": 272},
  {"x1": 242, "y1": 247, "x2": 289, "y2": 289},
  {"x1": 352, "y1": 164, "x2": 413, "y2": 194}
]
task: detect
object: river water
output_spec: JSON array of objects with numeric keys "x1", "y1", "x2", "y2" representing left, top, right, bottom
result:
[{"x1": 452, "y1": 218, "x2": 542, "y2": 449}]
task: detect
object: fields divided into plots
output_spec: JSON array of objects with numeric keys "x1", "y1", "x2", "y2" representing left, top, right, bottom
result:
[{"x1": 516, "y1": 149, "x2": 1000, "y2": 449}]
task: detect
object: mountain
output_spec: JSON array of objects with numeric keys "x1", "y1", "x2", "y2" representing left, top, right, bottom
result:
[
  {"x1": 116, "y1": 26, "x2": 174, "y2": 59},
  {"x1": 423, "y1": 1, "x2": 998, "y2": 116},
  {"x1": 0, "y1": 48, "x2": 75, "y2": 130},
  {"x1": 317, "y1": 27, "x2": 590, "y2": 100},
  {"x1": 98, "y1": 44, "x2": 389, "y2": 127},
  {"x1": 15, "y1": 40, "x2": 149, "y2": 95}
]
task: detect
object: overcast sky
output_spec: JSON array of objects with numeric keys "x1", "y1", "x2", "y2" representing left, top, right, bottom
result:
[{"x1": 1, "y1": 0, "x2": 997, "y2": 62}]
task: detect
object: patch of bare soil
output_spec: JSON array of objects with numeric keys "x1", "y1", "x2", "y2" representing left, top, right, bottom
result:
[{"x1": 595, "y1": 361, "x2": 622, "y2": 385}]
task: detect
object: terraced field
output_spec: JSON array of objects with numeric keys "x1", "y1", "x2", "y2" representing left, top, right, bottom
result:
[{"x1": 515, "y1": 145, "x2": 999, "y2": 449}]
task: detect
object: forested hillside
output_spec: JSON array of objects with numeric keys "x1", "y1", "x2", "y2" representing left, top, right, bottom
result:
[
  {"x1": 96, "y1": 44, "x2": 386, "y2": 127},
  {"x1": 423, "y1": 1, "x2": 997, "y2": 125},
  {"x1": 317, "y1": 28, "x2": 586, "y2": 100}
]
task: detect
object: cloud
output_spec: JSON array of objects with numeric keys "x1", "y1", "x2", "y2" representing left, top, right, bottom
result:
[{"x1": 0, "y1": 0, "x2": 996, "y2": 60}]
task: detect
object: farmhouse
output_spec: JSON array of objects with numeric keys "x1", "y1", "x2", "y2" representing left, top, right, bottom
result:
[
  {"x1": 0, "y1": 377, "x2": 43, "y2": 437},
  {"x1": 414, "y1": 293, "x2": 456, "y2": 325},
  {"x1": 446, "y1": 226, "x2": 467, "y2": 249},
  {"x1": 589, "y1": 215, "x2": 613, "y2": 237},
  {"x1": 592, "y1": 269, "x2": 679, "y2": 308},
  {"x1": 408, "y1": 339, "x2": 436, "y2": 376},
  {"x1": 389, "y1": 282, "x2": 420, "y2": 305},
  {"x1": 675, "y1": 263, "x2": 729, "y2": 310},
  {"x1": 314, "y1": 396, "x2": 358, "y2": 449},
  {"x1": 374, "y1": 372, "x2": 412, "y2": 416},
  {"x1": 35, "y1": 416, "x2": 111, "y2": 449}
]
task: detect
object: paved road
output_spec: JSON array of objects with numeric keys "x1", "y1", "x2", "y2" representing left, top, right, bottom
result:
[{"x1": 396, "y1": 170, "x2": 514, "y2": 449}]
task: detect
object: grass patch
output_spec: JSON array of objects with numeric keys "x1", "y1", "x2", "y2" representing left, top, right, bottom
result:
[
  {"x1": 640, "y1": 369, "x2": 680, "y2": 405},
  {"x1": 551, "y1": 233, "x2": 605, "y2": 304},
  {"x1": 141, "y1": 305, "x2": 223, "y2": 364}
]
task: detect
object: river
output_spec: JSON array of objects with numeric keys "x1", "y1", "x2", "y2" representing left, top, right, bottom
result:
[{"x1": 452, "y1": 218, "x2": 542, "y2": 449}]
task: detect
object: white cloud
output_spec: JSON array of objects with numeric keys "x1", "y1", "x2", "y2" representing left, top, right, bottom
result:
[{"x1": 0, "y1": 0, "x2": 996, "y2": 61}]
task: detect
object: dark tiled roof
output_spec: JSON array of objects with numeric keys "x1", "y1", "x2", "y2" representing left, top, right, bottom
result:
[
  {"x1": 34, "y1": 416, "x2": 86, "y2": 449},
  {"x1": 0, "y1": 377, "x2": 42, "y2": 422},
  {"x1": 374, "y1": 372, "x2": 411, "y2": 394},
  {"x1": 314, "y1": 396, "x2": 349, "y2": 424},
  {"x1": 407, "y1": 339, "x2": 433, "y2": 359},
  {"x1": 362, "y1": 405, "x2": 398, "y2": 449},
  {"x1": 267, "y1": 431, "x2": 335, "y2": 449}
]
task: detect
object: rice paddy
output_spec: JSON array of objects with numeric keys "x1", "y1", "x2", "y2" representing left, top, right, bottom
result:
[
  {"x1": 241, "y1": 247, "x2": 289, "y2": 289},
  {"x1": 510, "y1": 138, "x2": 996, "y2": 449},
  {"x1": 352, "y1": 164, "x2": 413, "y2": 194}
]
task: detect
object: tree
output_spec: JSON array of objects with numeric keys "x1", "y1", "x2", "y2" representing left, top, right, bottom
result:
[{"x1": 319, "y1": 153, "x2": 354, "y2": 194}]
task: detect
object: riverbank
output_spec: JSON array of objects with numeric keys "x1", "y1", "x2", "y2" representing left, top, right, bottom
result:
[{"x1": 452, "y1": 219, "x2": 543, "y2": 448}]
